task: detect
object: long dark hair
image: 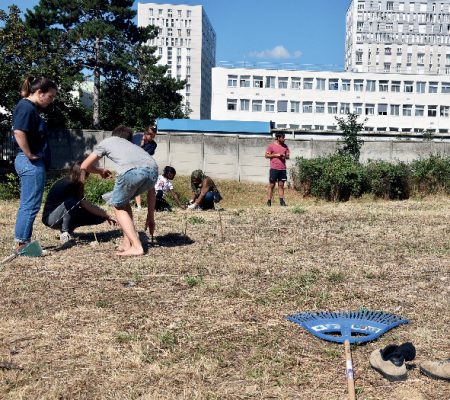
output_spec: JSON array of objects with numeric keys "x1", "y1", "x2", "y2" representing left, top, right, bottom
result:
[
  {"x1": 69, "y1": 161, "x2": 87, "y2": 197},
  {"x1": 20, "y1": 75, "x2": 57, "y2": 98}
]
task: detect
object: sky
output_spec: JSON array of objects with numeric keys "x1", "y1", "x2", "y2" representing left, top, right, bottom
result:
[{"x1": 1, "y1": 0, "x2": 350, "y2": 69}]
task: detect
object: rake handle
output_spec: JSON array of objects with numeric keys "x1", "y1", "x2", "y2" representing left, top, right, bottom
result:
[{"x1": 344, "y1": 339, "x2": 356, "y2": 400}]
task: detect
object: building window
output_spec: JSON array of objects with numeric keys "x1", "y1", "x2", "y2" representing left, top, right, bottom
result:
[
  {"x1": 390, "y1": 104, "x2": 400, "y2": 116},
  {"x1": 316, "y1": 78, "x2": 326, "y2": 90},
  {"x1": 416, "y1": 81, "x2": 426, "y2": 93},
  {"x1": 277, "y1": 100, "x2": 288, "y2": 112},
  {"x1": 341, "y1": 79, "x2": 351, "y2": 91},
  {"x1": 328, "y1": 79, "x2": 339, "y2": 90},
  {"x1": 365, "y1": 104, "x2": 375, "y2": 115},
  {"x1": 379, "y1": 80, "x2": 389, "y2": 91},
  {"x1": 252, "y1": 100, "x2": 262, "y2": 112},
  {"x1": 440, "y1": 106, "x2": 450, "y2": 117},
  {"x1": 404, "y1": 81, "x2": 413, "y2": 92},
  {"x1": 187, "y1": 10, "x2": 191, "y2": 17},
  {"x1": 291, "y1": 101, "x2": 300, "y2": 113},
  {"x1": 328, "y1": 102, "x2": 338, "y2": 114},
  {"x1": 428, "y1": 105, "x2": 437, "y2": 117},
  {"x1": 354, "y1": 80, "x2": 364, "y2": 91},
  {"x1": 278, "y1": 77, "x2": 288, "y2": 89},
  {"x1": 240, "y1": 76, "x2": 250, "y2": 87},
  {"x1": 149, "y1": 8, "x2": 153, "y2": 16},
  {"x1": 265, "y1": 100, "x2": 275, "y2": 112},
  {"x1": 158, "y1": 9, "x2": 163, "y2": 17},
  {"x1": 378, "y1": 104, "x2": 388, "y2": 115},
  {"x1": 253, "y1": 76, "x2": 263, "y2": 88},
  {"x1": 417, "y1": 53, "x2": 425, "y2": 65},
  {"x1": 366, "y1": 80, "x2": 376, "y2": 92},
  {"x1": 315, "y1": 102, "x2": 325, "y2": 113},
  {"x1": 303, "y1": 101, "x2": 313, "y2": 113},
  {"x1": 227, "y1": 75, "x2": 237, "y2": 87},
  {"x1": 240, "y1": 99, "x2": 250, "y2": 111},
  {"x1": 386, "y1": 1, "x2": 394, "y2": 10},
  {"x1": 415, "y1": 105, "x2": 424, "y2": 116},
  {"x1": 340, "y1": 103, "x2": 350, "y2": 114},
  {"x1": 442, "y1": 83, "x2": 450, "y2": 93},
  {"x1": 402, "y1": 104, "x2": 412, "y2": 116},
  {"x1": 266, "y1": 76, "x2": 276, "y2": 88},
  {"x1": 291, "y1": 78, "x2": 301, "y2": 89},
  {"x1": 227, "y1": 99, "x2": 237, "y2": 111},
  {"x1": 303, "y1": 78, "x2": 313, "y2": 89},
  {"x1": 429, "y1": 82, "x2": 438, "y2": 93},
  {"x1": 391, "y1": 81, "x2": 400, "y2": 92},
  {"x1": 353, "y1": 103, "x2": 363, "y2": 115},
  {"x1": 384, "y1": 63, "x2": 391, "y2": 72}
]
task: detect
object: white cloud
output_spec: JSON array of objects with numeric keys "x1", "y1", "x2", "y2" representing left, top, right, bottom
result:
[{"x1": 249, "y1": 45, "x2": 302, "y2": 59}]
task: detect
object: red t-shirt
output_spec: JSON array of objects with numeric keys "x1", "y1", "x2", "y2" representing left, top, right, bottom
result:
[{"x1": 266, "y1": 142, "x2": 289, "y2": 170}]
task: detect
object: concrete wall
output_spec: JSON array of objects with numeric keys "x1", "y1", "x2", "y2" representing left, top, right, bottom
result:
[{"x1": 48, "y1": 129, "x2": 450, "y2": 183}]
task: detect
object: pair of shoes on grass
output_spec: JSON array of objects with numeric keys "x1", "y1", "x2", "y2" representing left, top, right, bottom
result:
[
  {"x1": 370, "y1": 343, "x2": 450, "y2": 382},
  {"x1": 266, "y1": 199, "x2": 287, "y2": 207}
]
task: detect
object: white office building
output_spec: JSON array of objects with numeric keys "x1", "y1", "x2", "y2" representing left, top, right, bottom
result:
[
  {"x1": 345, "y1": 0, "x2": 450, "y2": 74},
  {"x1": 211, "y1": 66, "x2": 450, "y2": 134},
  {"x1": 137, "y1": 2, "x2": 216, "y2": 119}
]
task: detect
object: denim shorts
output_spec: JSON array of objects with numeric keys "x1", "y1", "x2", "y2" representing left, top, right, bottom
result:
[{"x1": 110, "y1": 166, "x2": 158, "y2": 208}]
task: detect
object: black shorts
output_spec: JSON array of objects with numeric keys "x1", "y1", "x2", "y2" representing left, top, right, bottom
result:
[{"x1": 269, "y1": 169, "x2": 287, "y2": 183}]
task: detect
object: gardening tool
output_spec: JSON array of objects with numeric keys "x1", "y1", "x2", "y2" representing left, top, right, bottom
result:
[
  {"x1": 1, "y1": 240, "x2": 44, "y2": 265},
  {"x1": 1, "y1": 197, "x2": 85, "y2": 266},
  {"x1": 286, "y1": 310, "x2": 409, "y2": 400}
]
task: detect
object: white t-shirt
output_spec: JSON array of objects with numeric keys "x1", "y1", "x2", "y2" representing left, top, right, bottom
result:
[{"x1": 155, "y1": 175, "x2": 173, "y2": 196}]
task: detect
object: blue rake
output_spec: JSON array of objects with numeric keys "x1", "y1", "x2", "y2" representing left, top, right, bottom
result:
[{"x1": 286, "y1": 310, "x2": 409, "y2": 400}]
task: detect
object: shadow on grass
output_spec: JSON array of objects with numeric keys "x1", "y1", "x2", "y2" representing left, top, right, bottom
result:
[{"x1": 144, "y1": 232, "x2": 195, "y2": 250}]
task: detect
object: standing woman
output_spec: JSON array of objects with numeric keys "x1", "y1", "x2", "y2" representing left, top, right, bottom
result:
[{"x1": 12, "y1": 75, "x2": 57, "y2": 249}]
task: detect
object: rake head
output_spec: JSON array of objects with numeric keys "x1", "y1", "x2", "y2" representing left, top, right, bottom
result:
[{"x1": 287, "y1": 310, "x2": 409, "y2": 344}]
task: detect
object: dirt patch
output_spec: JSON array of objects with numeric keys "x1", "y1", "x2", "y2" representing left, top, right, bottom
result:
[{"x1": 0, "y1": 188, "x2": 449, "y2": 399}]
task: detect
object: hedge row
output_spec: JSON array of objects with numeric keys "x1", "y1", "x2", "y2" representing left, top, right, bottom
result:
[{"x1": 291, "y1": 154, "x2": 450, "y2": 201}]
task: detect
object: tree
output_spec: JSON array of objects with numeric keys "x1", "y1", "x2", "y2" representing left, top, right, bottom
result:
[
  {"x1": 25, "y1": 0, "x2": 188, "y2": 129},
  {"x1": 0, "y1": 5, "x2": 91, "y2": 130},
  {"x1": 335, "y1": 113, "x2": 366, "y2": 162}
]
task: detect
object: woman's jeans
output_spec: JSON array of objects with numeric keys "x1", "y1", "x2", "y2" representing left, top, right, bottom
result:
[
  {"x1": 14, "y1": 153, "x2": 46, "y2": 243},
  {"x1": 200, "y1": 191, "x2": 215, "y2": 210},
  {"x1": 43, "y1": 196, "x2": 106, "y2": 232}
]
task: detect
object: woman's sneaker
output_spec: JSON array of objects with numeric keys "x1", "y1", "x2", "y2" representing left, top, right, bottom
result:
[
  {"x1": 60, "y1": 232, "x2": 73, "y2": 244},
  {"x1": 420, "y1": 359, "x2": 450, "y2": 381}
]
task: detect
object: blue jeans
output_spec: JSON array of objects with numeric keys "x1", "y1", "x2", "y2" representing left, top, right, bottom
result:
[
  {"x1": 200, "y1": 191, "x2": 215, "y2": 210},
  {"x1": 110, "y1": 166, "x2": 158, "y2": 208},
  {"x1": 14, "y1": 153, "x2": 46, "y2": 242}
]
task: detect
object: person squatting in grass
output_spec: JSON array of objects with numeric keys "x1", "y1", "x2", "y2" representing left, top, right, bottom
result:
[
  {"x1": 265, "y1": 132, "x2": 290, "y2": 207},
  {"x1": 80, "y1": 125, "x2": 158, "y2": 256},
  {"x1": 155, "y1": 166, "x2": 185, "y2": 211},
  {"x1": 134, "y1": 124, "x2": 157, "y2": 210},
  {"x1": 188, "y1": 169, "x2": 221, "y2": 211},
  {"x1": 42, "y1": 161, "x2": 116, "y2": 243},
  {"x1": 12, "y1": 75, "x2": 58, "y2": 250}
]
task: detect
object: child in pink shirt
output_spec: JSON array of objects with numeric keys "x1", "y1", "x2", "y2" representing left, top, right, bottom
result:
[{"x1": 265, "y1": 132, "x2": 290, "y2": 206}]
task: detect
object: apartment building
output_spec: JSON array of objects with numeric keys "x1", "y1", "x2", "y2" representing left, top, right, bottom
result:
[
  {"x1": 211, "y1": 66, "x2": 450, "y2": 133},
  {"x1": 345, "y1": 0, "x2": 450, "y2": 74},
  {"x1": 137, "y1": 2, "x2": 216, "y2": 119}
]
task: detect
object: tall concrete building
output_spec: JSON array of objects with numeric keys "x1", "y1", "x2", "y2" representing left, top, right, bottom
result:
[
  {"x1": 345, "y1": 0, "x2": 450, "y2": 74},
  {"x1": 137, "y1": 2, "x2": 216, "y2": 119}
]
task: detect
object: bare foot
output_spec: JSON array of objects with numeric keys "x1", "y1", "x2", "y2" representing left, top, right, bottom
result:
[
  {"x1": 117, "y1": 241, "x2": 131, "y2": 252},
  {"x1": 116, "y1": 247, "x2": 144, "y2": 256}
]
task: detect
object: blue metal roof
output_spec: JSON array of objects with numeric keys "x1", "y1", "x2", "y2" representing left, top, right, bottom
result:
[{"x1": 157, "y1": 119, "x2": 271, "y2": 134}]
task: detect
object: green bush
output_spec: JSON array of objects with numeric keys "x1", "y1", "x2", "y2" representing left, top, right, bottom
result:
[
  {"x1": 410, "y1": 154, "x2": 450, "y2": 194},
  {"x1": 84, "y1": 175, "x2": 115, "y2": 204},
  {"x1": 293, "y1": 154, "x2": 367, "y2": 201},
  {"x1": 0, "y1": 172, "x2": 20, "y2": 200},
  {"x1": 366, "y1": 161, "x2": 411, "y2": 200}
]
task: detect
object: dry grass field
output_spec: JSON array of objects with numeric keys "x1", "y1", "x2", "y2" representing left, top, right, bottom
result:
[{"x1": 0, "y1": 180, "x2": 449, "y2": 400}]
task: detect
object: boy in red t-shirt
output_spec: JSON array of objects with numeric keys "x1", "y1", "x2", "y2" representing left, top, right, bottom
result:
[{"x1": 265, "y1": 132, "x2": 290, "y2": 206}]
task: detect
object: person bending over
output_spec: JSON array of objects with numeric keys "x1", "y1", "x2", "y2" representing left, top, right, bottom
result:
[
  {"x1": 81, "y1": 125, "x2": 157, "y2": 256},
  {"x1": 42, "y1": 161, "x2": 116, "y2": 243}
]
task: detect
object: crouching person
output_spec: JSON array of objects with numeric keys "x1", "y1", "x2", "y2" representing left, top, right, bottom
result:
[
  {"x1": 81, "y1": 125, "x2": 158, "y2": 256},
  {"x1": 42, "y1": 161, "x2": 116, "y2": 243},
  {"x1": 188, "y1": 169, "x2": 222, "y2": 211}
]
